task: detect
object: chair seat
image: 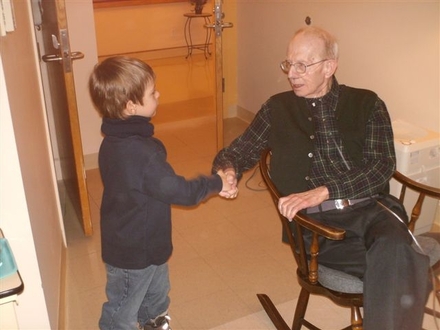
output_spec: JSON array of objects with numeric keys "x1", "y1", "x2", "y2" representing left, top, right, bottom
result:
[
  {"x1": 414, "y1": 235, "x2": 440, "y2": 267},
  {"x1": 318, "y1": 235, "x2": 440, "y2": 295},
  {"x1": 318, "y1": 264, "x2": 363, "y2": 294}
]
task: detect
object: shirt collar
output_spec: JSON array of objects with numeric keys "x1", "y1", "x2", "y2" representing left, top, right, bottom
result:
[{"x1": 305, "y1": 77, "x2": 339, "y2": 109}]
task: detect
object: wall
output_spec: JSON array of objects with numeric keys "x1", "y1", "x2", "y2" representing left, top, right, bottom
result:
[
  {"x1": 65, "y1": 0, "x2": 102, "y2": 167},
  {"x1": 0, "y1": 0, "x2": 63, "y2": 328},
  {"x1": 222, "y1": 0, "x2": 238, "y2": 118},
  {"x1": 236, "y1": 0, "x2": 440, "y2": 134},
  {"x1": 85, "y1": 0, "x2": 439, "y2": 162}
]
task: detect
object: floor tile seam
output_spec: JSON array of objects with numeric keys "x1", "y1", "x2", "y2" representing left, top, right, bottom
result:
[
  {"x1": 222, "y1": 218, "x2": 279, "y2": 244},
  {"x1": 181, "y1": 236, "x2": 254, "y2": 260},
  {"x1": 169, "y1": 288, "x2": 256, "y2": 323}
]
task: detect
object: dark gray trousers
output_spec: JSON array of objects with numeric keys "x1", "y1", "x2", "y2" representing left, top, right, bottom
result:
[{"x1": 304, "y1": 194, "x2": 431, "y2": 330}]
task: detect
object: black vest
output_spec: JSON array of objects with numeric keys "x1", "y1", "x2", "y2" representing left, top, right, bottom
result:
[{"x1": 268, "y1": 85, "x2": 377, "y2": 196}]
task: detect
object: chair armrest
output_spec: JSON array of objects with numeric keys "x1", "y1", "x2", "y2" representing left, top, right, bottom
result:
[
  {"x1": 392, "y1": 170, "x2": 440, "y2": 232},
  {"x1": 393, "y1": 170, "x2": 440, "y2": 199},
  {"x1": 290, "y1": 212, "x2": 345, "y2": 285},
  {"x1": 259, "y1": 148, "x2": 347, "y2": 285},
  {"x1": 295, "y1": 211, "x2": 345, "y2": 240}
]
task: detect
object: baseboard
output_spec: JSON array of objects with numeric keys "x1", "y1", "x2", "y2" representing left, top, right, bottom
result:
[
  {"x1": 58, "y1": 243, "x2": 67, "y2": 330},
  {"x1": 84, "y1": 153, "x2": 99, "y2": 171},
  {"x1": 236, "y1": 106, "x2": 255, "y2": 124}
]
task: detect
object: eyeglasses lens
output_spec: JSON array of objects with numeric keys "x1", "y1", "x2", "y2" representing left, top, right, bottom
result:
[
  {"x1": 280, "y1": 61, "x2": 307, "y2": 74},
  {"x1": 295, "y1": 63, "x2": 306, "y2": 74},
  {"x1": 280, "y1": 61, "x2": 290, "y2": 73}
]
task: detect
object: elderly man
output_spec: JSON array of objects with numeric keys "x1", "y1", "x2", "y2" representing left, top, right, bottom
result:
[{"x1": 213, "y1": 26, "x2": 430, "y2": 329}]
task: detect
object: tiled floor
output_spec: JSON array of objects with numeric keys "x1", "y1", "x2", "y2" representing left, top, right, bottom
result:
[
  {"x1": 64, "y1": 54, "x2": 440, "y2": 329},
  {"x1": 64, "y1": 117, "x2": 440, "y2": 330}
]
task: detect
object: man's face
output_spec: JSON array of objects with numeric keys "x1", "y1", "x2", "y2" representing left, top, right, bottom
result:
[{"x1": 285, "y1": 33, "x2": 336, "y2": 98}]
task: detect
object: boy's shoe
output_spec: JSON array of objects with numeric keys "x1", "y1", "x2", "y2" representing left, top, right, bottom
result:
[{"x1": 143, "y1": 314, "x2": 171, "y2": 330}]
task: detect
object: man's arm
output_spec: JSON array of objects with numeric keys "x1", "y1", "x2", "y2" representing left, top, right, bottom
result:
[{"x1": 212, "y1": 102, "x2": 272, "y2": 179}]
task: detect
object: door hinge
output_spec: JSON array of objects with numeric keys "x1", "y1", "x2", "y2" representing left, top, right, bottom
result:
[{"x1": 222, "y1": 77, "x2": 225, "y2": 93}]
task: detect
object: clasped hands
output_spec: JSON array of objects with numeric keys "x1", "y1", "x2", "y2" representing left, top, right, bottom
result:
[{"x1": 217, "y1": 168, "x2": 239, "y2": 199}]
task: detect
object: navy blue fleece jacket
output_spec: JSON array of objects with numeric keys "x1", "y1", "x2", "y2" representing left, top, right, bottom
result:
[{"x1": 99, "y1": 116, "x2": 222, "y2": 269}]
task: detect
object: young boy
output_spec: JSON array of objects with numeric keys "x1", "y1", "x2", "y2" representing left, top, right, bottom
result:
[{"x1": 89, "y1": 56, "x2": 235, "y2": 330}]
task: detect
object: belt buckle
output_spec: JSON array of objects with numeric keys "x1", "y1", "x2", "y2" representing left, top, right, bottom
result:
[{"x1": 335, "y1": 199, "x2": 350, "y2": 210}]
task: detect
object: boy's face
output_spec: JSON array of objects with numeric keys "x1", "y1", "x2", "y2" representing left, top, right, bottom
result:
[{"x1": 136, "y1": 82, "x2": 160, "y2": 118}]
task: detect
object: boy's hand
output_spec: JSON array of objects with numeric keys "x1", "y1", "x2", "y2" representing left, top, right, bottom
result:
[{"x1": 217, "y1": 169, "x2": 238, "y2": 199}]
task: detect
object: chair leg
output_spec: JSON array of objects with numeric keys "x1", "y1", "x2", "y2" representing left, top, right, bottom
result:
[
  {"x1": 350, "y1": 306, "x2": 363, "y2": 330},
  {"x1": 256, "y1": 294, "x2": 291, "y2": 330},
  {"x1": 292, "y1": 288, "x2": 310, "y2": 330},
  {"x1": 424, "y1": 306, "x2": 440, "y2": 318},
  {"x1": 425, "y1": 271, "x2": 440, "y2": 318},
  {"x1": 434, "y1": 273, "x2": 440, "y2": 306}
]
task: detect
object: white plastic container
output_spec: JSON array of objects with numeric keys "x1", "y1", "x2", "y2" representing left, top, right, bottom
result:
[{"x1": 390, "y1": 120, "x2": 440, "y2": 234}]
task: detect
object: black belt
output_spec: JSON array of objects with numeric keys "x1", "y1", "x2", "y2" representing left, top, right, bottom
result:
[{"x1": 305, "y1": 195, "x2": 377, "y2": 214}]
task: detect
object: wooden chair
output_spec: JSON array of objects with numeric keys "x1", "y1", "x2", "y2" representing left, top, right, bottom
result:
[
  {"x1": 257, "y1": 148, "x2": 440, "y2": 330},
  {"x1": 257, "y1": 148, "x2": 363, "y2": 330},
  {"x1": 391, "y1": 170, "x2": 440, "y2": 319}
]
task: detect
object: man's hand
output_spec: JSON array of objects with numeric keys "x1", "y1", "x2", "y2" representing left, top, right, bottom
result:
[
  {"x1": 218, "y1": 168, "x2": 238, "y2": 199},
  {"x1": 278, "y1": 186, "x2": 329, "y2": 221}
]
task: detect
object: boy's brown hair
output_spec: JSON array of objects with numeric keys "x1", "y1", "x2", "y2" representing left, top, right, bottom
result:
[{"x1": 89, "y1": 56, "x2": 155, "y2": 119}]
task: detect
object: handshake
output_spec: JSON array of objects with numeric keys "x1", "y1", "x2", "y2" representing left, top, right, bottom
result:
[{"x1": 217, "y1": 169, "x2": 239, "y2": 199}]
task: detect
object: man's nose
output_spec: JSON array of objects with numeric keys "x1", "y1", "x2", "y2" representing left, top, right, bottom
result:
[{"x1": 288, "y1": 68, "x2": 300, "y2": 79}]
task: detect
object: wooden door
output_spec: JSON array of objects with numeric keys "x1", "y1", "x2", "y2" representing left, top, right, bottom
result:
[
  {"x1": 31, "y1": 0, "x2": 93, "y2": 236},
  {"x1": 212, "y1": 0, "x2": 233, "y2": 151}
]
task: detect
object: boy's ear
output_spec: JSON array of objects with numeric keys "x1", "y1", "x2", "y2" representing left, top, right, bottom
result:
[{"x1": 123, "y1": 100, "x2": 137, "y2": 116}]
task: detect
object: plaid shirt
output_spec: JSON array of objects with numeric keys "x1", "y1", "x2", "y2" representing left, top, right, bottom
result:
[{"x1": 213, "y1": 78, "x2": 396, "y2": 199}]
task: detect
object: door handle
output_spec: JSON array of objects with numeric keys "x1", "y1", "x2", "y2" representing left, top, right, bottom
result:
[
  {"x1": 42, "y1": 53, "x2": 63, "y2": 63},
  {"x1": 71, "y1": 51, "x2": 85, "y2": 60},
  {"x1": 205, "y1": 22, "x2": 233, "y2": 29},
  {"x1": 208, "y1": 2, "x2": 234, "y2": 36},
  {"x1": 42, "y1": 51, "x2": 84, "y2": 63},
  {"x1": 220, "y1": 22, "x2": 233, "y2": 29},
  {"x1": 204, "y1": 21, "x2": 233, "y2": 37},
  {"x1": 42, "y1": 29, "x2": 83, "y2": 72}
]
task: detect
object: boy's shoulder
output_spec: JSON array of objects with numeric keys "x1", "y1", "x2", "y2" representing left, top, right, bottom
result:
[{"x1": 101, "y1": 135, "x2": 166, "y2": 157}]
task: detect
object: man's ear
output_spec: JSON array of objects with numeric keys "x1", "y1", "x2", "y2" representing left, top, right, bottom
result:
[{"x1": 325, "y1": 59, "x2": 338, "y2": 78}]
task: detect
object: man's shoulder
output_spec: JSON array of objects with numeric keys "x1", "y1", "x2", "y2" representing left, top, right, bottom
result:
[
  {"x1": 271, "y1": 90, "x2": 296, "y2": 100},
  {"x1": 340, "y1": 84, "x2": 378, "y2": 99},
  {"x1": 267, "y1": 91, "x2": 299, "y2": 106}
]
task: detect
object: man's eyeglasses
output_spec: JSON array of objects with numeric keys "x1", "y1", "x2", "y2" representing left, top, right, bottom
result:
[{"x1": 280, "y1": 59, "x2": 328, "y2": 75}]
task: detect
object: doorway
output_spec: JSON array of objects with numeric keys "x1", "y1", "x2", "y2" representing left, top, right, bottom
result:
[
  {"x1": 31, "y1": 0, "x2": 93, "y2": 239},
  {"x1": 92, "y1": 1, "x2": 237, "y2": 149}
]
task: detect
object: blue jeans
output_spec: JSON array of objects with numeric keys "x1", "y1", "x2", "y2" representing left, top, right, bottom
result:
[{"x1": 99, "y1": 263, "x2": 170, "y2": 330}]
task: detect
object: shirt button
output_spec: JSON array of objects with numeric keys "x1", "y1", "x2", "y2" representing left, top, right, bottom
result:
[
  {"x1": 305, "y1": 176, "x2": 310, "y2": 181},
  {"x1": 308, "y1": 117, "x2": 312, "y2": 121},
  {"x1": 308, "y1": 152, "x2": 313, "y2": 158},
  {"x1": 310, "y1": 135, "x2": 315, "y2": 140}
]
